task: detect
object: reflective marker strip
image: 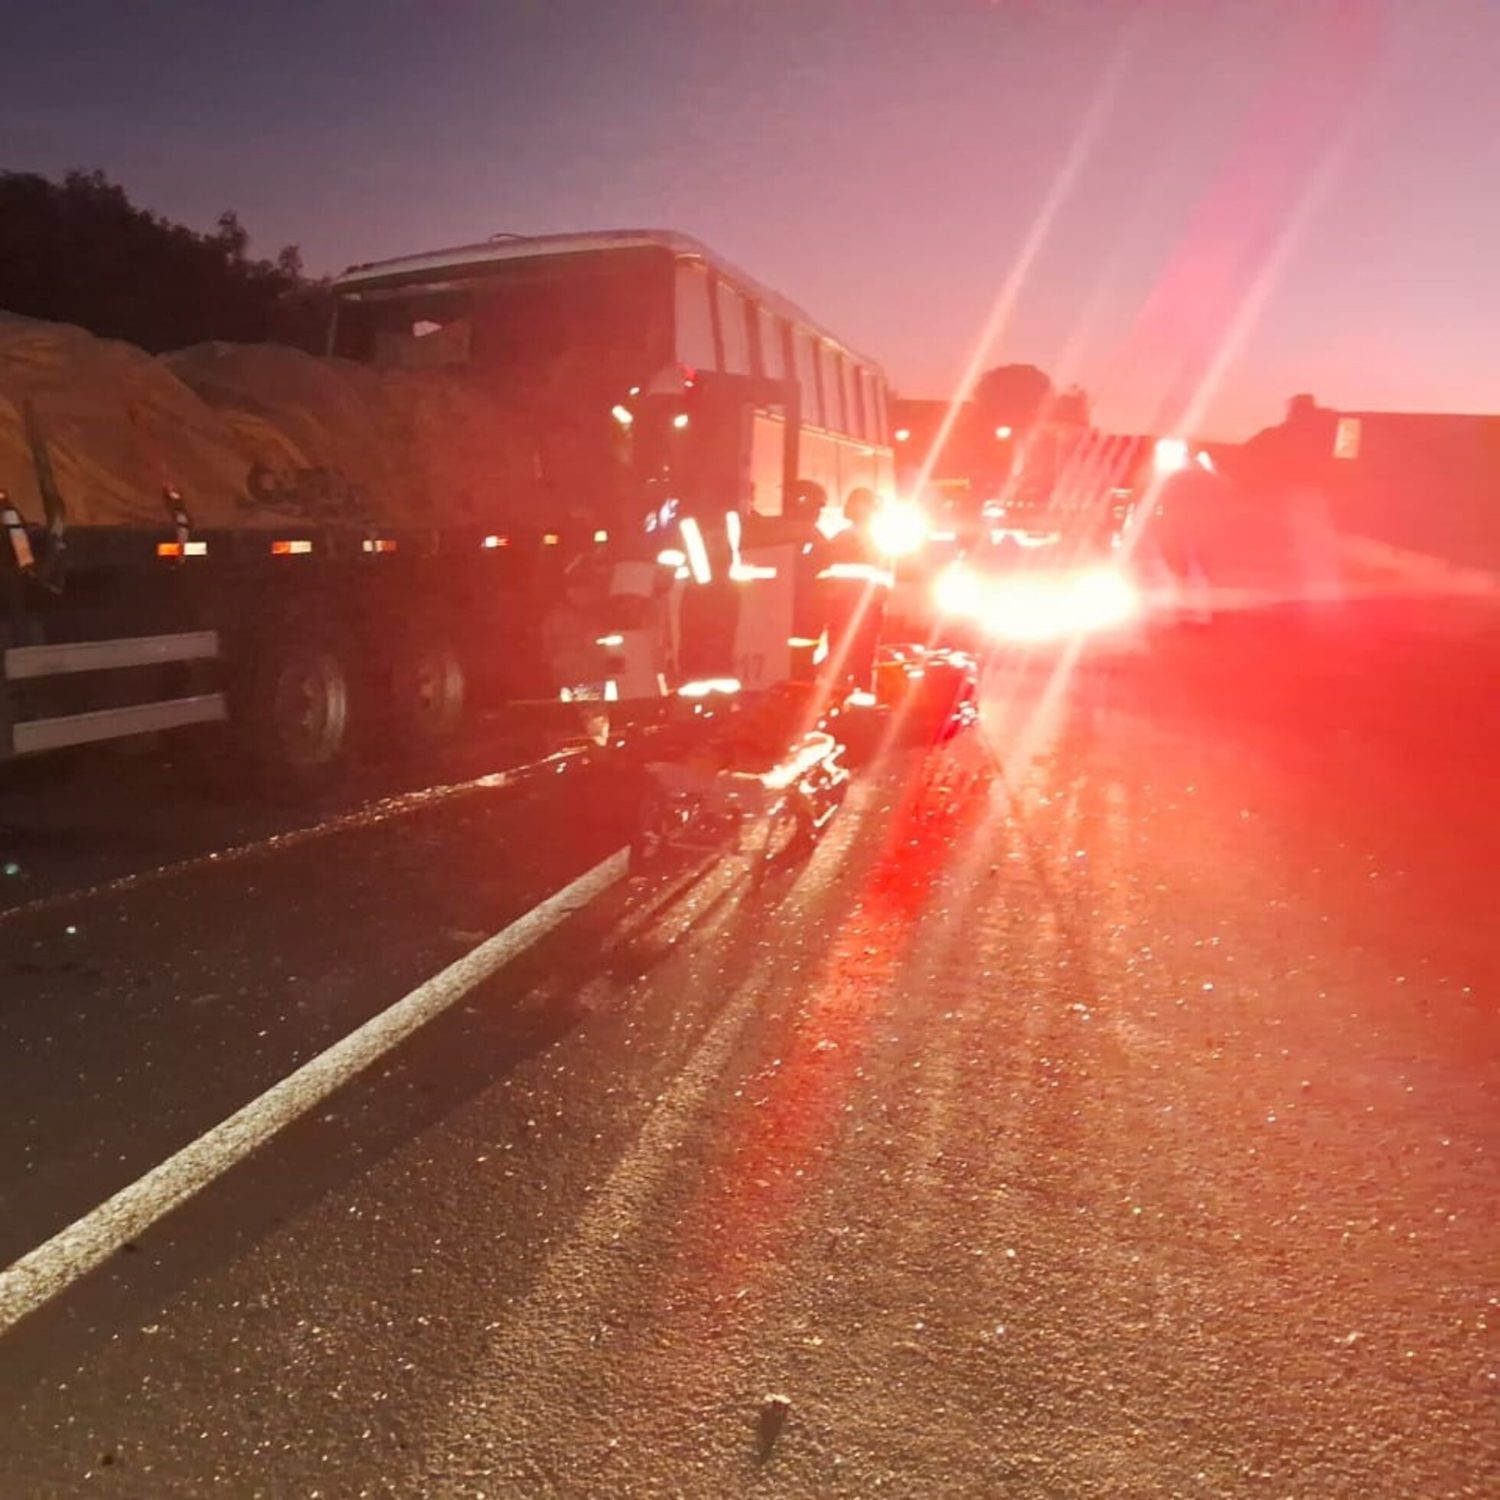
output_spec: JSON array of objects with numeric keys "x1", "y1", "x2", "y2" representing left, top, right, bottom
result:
[
  {"x1": 3, "y1": 506, "x2": 35, "y2": 571},
  {"x1": 679, "y1": 517, "x2": 712, "y2": 583},
  {"x1": 818, "y1": 561, "x2": 894, "y2": 587},
  {"x1": 0, "y1": 847, "x2": 629, "y2": 1337},
  {"x1": 271, "y1": 539, "x2": 313, "y2": 556}
]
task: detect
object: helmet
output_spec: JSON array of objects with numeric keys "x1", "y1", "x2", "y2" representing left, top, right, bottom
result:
[
  {"x1": 844, "y1": 487, "x2": 878, "y2": 525},
  {"x1": 788, "y1": 479, "x2": 827, "y2": 525}
]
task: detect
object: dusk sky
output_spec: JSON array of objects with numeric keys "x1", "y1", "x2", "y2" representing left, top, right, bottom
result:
[{"x1": 4, "y1": 0, "x2": 1497, "y2": 438}]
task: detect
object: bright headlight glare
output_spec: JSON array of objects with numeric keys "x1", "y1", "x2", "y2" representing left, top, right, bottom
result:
[
  {"x1": 870, "y1": 500, "x2": 929, "y2": 557},
  {"x1": 934, "y1": 562, "x2": 982, "y2": 616}
]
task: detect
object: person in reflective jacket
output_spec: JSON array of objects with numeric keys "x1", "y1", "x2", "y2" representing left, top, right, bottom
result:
[
  {"x1": 744, "y1": 479, "x2": 828, "y2": 684},
  {"x1": 818, "y1": 486, "x2": 891, "y2": 694}
]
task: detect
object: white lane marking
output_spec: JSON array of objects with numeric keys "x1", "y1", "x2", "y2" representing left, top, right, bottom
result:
[
  {"x1": 0, "y1": 747, "x2": 584, "y2": 927},
  {"x1": 0, "y1": 847, "x2": 630, "y2": 1338}
]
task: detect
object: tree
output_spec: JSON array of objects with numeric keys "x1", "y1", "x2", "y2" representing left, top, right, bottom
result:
[
  {"x1": 214, "y1": 209, "x2": 249, "y2": 260},
  {"x1": 971, "y1": 363, "x2": 1053, "y2": 432},
  {"x1": 0, "y1": 169, "x2": 324, "y2": 353},
  {"x1": 1052, "y1": 384, "x2": 1091, "y2": 428}
]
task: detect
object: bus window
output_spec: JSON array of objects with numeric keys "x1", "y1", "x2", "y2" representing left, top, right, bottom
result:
[
  {"x1": 838, "y1": 356, "x2": 858, "y2": 440},
  {"x1": 338, "y1": 249, "x2": 671, "y2": 385},
  {"x1": 850, "y1": 365, "x2": 869, "y2": 441},
  {"x1": 379, "y1": 308, "x2": 472, "y2": 369},
  {"x1": 873, "y1": 379, "x2": 889, "y2": 444},
  {"x1": 796, "y1": 331, "x2": 822, "y2": 428},
  {"x1": 717, "y1": 282, "x2": 751, "y2": 374},
  {"x1": 760, "y1": 307, "x2": 787, "y2": 382},
  {"x1": 746, "y1": 300, "x2": 765, "y2": 378},
  {"x1": 675, "y1": 261, "x2": 717, "y2": 371},
  {"x1": 820, "y1": 344, "x2": 844, "y2": 434},
  {"x1": 338, "y1": 288, "x2": 474, "y2": 368},
  {"x1": 749, "y1": 408, "x2": 786, "y2": 516}
]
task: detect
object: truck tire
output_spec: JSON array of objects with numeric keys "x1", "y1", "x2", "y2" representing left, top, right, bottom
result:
[
  {"x1": 243, "y1": 631, "x2": 353, "y2": 798},
  {"x1": 390, "y1": 630, "x2": 467, "y2": 749}
]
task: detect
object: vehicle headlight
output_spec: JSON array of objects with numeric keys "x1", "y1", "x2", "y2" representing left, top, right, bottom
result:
[
  {"x1": 934, "y1": 562, "x2": 982, "y2": 616},
  {"x1": 870, "y1": 500, "x2": 929, "y2": 558}
]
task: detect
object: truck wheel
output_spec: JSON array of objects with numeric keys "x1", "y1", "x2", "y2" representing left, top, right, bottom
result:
[
  {"x1": 244, "y1": 634, "x2": 352, "y2": 797},
  {"x1": 391, "y1": 632, "x2": 467, "y2": 748}
]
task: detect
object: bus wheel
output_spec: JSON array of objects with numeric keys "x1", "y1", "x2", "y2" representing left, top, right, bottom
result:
[
  {"x1": 391, "y1": 631, "x2": 467, "y2": 748},
  {"x1": 244, "y1": 632, "x2": 352, "y2": 798}
]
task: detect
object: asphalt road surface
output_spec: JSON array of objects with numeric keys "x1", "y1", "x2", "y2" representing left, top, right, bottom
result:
[{"x1": 0, "y1": 595, "x2": 1496, "y2": 1498}]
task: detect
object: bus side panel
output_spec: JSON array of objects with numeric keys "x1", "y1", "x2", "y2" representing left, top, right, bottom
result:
[
  {"x1": 750, "y1": 409, "x2": 787, "y2": 516},
  {"x1": 732, "y1": 544, "x2": 794, "y2": 691},
  {"x1": 839, "y1": 436, "x2": 878, "y2": 498},
  {"x1": 797, "y1": 427, "x2": 842, "y2": 520}
]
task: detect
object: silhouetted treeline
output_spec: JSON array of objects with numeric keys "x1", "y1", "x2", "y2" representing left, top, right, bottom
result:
[
  {"x1": 0, "y1": 169, "x2": 330, "y2": 353},
  {"x1": 971, "y1": 363, "x2": 1091, "y2": 432}
]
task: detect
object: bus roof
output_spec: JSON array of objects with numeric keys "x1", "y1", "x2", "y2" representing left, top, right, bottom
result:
[{"x1": 334, "y1": 228, "x2": 883, "y2": 372}]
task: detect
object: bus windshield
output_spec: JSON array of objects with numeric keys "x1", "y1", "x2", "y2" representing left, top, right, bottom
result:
[{"x1": 332, "y1": 245, "x2": 674, "y2": 398}]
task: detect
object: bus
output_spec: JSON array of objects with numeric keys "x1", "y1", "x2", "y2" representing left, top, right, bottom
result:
[
  {"x1": 332, "y1": 228, "x2": 893, "y2": 545},
  {"x1": 332, "y1": 230, "x2": 895, "y2": 701}
]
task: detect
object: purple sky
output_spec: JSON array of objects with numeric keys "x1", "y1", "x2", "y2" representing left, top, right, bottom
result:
[{"x1": 4, "y1": 0, "x2": 1497, "y2": 437}]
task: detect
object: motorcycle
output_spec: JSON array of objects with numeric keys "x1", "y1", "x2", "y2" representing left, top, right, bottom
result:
[{"x1": 631, "y1": 686, "x2": 850, "y2": 884}]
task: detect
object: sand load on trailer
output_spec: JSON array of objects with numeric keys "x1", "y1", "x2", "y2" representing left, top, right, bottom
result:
[
  {"x1": 163, "y1": 342, "x2": 422, "y2": 528},
  {"x1": 0, "y1": 314, "x2": 535, "y2": 532},
  {"x1": 0, "y1": 313, "x2": 262, "y2": 528}
]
